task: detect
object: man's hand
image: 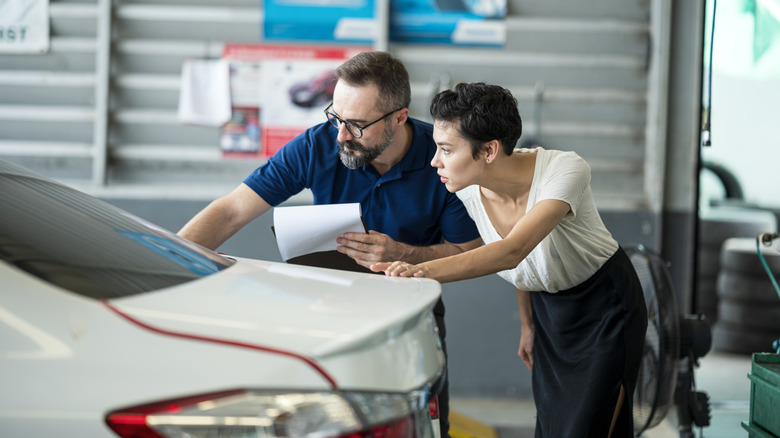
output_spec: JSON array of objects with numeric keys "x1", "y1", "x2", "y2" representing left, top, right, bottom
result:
[{"x1": 336, "y1": 231, "x2": 408, "y2": 268}]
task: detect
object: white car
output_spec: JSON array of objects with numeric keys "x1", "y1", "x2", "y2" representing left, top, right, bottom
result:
[{"x1": 0, "y1": 158, "x2": 445, "y2": 438}]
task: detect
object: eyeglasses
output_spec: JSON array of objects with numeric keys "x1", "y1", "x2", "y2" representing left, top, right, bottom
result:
[{"x1": 324, "y1": 103, "x2": 403, "y2": 139}]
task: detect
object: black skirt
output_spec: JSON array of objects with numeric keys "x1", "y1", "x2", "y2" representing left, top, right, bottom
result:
[{"x1": 530, "y1": 247, "x2": 647, "y2": 438}]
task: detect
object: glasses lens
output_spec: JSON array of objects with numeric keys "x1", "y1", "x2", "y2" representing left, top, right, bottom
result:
[
  {"x1": 347, "y1": 123, "x2": 363, "y2": 138},
  {"x1": 326, "y1": 113, "x2": 363, "y2": 138},
  {"x1": 328, "y1": 117, "x2": 363, "y2": 138},
  {"x1": 326, "y1": 112, "x2": 340, "y2": 130}
]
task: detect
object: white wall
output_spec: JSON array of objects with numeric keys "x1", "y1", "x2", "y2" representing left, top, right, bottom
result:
[{"x1": 701, "y1": 0, "x2": 780, "y2": 209}]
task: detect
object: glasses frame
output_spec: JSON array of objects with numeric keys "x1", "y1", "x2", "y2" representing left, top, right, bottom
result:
[{"x1": 324, "y1": 103, "x2": 403, "y2": 139}]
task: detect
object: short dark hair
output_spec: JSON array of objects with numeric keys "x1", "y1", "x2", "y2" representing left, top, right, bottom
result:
[
  {"x1": 430, "y1": 82, "x2": 523, "y2": 158},
  {"x1": 335, "y1": 51, "x2": 411, "y2": 114}
]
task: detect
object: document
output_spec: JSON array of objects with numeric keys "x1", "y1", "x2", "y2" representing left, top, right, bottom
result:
[
  {"x1": 177, "y1": 58, "x2": 231, "y2": 127},
  {"x1": 273, "y1": 203, "x2": 371, "y2": 272}
]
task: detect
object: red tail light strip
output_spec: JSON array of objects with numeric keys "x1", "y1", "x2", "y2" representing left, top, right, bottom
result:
[
  {"x1": 100, "y1": 299, "x2": 338, "y2": 388},
  {"x1": 428, "y1": 395, "x2": 439, "y2": 419}
]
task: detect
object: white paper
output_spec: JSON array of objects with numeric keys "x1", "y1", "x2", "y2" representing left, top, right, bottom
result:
[
  {"x1": 177, "y1": 58, "x2": 232, "y2": 127},
  {"x1": 273, "y1": 203, "x2": 365, "y2": 261}
]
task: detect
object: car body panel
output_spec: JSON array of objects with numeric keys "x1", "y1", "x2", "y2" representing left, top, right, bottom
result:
[
  {"x1": 112, "y1": 257, "x2": 445, "y2": 391},
  {"x1": 1, "y1": 261, "x2": 330, "y2": 436}
]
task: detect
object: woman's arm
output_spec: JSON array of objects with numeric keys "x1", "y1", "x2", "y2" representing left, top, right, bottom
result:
[
  {"x1": 516, "y1": 289, "x2": 534, "y2": 371},
  {"x1": 337, "y1": 233, "x2": 483, "y2": 267},
  {"x1": 372, "y1": 198, "x2": 570, "y2": 283}
]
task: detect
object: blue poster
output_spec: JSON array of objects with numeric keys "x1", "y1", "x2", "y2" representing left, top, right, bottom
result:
[
  {"x1": 390, "y1": 0, "x2": 507, "y2": 46},
  {"x1": 263, "y1": 0, "x2": 376, "y2": 43}
]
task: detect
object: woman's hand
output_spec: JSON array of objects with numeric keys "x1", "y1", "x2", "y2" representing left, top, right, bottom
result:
[
  {"x1": 518, "y1": 324, "x2": 534, "y2": 372},
  {"x1": 337, "y1": 231, "x2": 408, "y2": 268},
  {"x1": 370, "y1": 261, "x2": 426, "y2": 277}
]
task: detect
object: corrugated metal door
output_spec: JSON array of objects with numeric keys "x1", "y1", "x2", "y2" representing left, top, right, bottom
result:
[{"x1": 0, "y1": 0, "x2": 670, "y2": 221}]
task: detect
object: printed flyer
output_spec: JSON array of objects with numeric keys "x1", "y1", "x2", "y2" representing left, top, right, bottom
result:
[
  {"x1": 0, "y1": 0, "x2": 50, "y2": 53},
  {"x1": 390, "y1": 0, "x2": 507, "y2": 46},
  {"x1": 222, "y1": 44, "x2": 369, "y2": 159},
  {"x1": 263, "y1": 0, "x2": 375, "y2": 44}
]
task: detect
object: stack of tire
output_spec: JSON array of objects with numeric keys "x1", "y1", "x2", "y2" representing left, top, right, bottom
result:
[
  {"x1": 696, "y1": 207, "x2": 777, "y2": 324},
  {"x1": 713, "y1": 237, "x2": 780, "y2": 354}
]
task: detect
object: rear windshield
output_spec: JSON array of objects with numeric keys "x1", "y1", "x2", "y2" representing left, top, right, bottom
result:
[{"x1": 0, "y1": 160, "x2": 235, "y2": 299}]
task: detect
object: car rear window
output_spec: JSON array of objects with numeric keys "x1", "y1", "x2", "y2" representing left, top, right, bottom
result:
[{"x1": 0, "y1": 160, "x2": 235, "y2": 299}]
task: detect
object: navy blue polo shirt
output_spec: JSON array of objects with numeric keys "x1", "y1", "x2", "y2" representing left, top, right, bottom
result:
[{"x1": 243, "y1": 118, "x2": 479, "y2": 246}]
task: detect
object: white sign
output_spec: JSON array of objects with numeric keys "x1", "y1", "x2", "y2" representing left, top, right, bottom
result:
[{"x1": 0, "y1": 0, "x2": 50, "y2": 53}]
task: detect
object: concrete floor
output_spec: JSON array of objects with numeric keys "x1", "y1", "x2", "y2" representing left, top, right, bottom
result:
[{"x1": 450, "y1": 350, "x2": 757, "y2": 438}]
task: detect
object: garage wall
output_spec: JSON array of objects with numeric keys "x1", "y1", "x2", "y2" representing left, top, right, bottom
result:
[
  {"x1": 1, "y1": 0, "x2": 668, "y2": 210},
  {"x1": 0, "y1": 0, "x2": 698, "y2": 399}
]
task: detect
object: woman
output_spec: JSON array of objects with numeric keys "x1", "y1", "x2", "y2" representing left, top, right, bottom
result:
[{"x1": 371, "y1": 82, "x2": 647, "y2": 438}]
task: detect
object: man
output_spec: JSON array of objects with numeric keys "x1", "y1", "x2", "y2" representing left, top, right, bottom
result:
[{"x1": 178, "y1": 51, "x2": 482, "y2": 437}]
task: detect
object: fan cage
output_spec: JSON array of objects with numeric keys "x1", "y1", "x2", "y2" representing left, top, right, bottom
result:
[{"x1": 627, "y1": 245, "x2": 681, "y2": 435}]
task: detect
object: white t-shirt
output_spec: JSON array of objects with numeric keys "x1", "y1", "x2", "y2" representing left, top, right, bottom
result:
[{"x1": 456, "y1": 147, "x2": 618, "y2": 292}]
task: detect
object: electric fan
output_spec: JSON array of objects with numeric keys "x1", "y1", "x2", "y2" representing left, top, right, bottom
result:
[{"x1": 625, "y1": 245, "x2": 713, "y2": 438}]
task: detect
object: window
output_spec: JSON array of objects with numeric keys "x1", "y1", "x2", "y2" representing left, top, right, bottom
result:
[{"x1": 0, "y1": 160, "x2": 234, "y2": 299}]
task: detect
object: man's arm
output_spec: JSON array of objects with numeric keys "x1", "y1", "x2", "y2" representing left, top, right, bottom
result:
[
  {"x1": 336, "y1": 232, "x2": 482, "y2": 267},
  {"x1": 414, "y1": 236, "x2": 483, "y2": 261},
  {"x1": 178, "y1": 183, "x2": 272, "y2": 250}
]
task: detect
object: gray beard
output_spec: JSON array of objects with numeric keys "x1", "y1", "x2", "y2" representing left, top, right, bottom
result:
[{"x1": 338, "y1": 124, "x2": 394, "y2": 169}]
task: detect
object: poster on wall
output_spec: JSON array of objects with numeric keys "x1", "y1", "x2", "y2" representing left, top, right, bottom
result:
[
  {"x1": 219, "y1": 107, "x2": 261, "y2": 159},
  {"x1": 390, "y1": 0, "x2": 507, "y2": 46},
  {"x1": 222, "y1": 44, "x2": 368, "y2": 160},
  {"x1": 263, "y1": 0, "x2": 375, "y2": 44},
  {"x1": 0, "y1": 0, "x2": 50, "y2": 53},
  {"x1": 221, "y1": 46, "x2": 264, "y2": 159}
]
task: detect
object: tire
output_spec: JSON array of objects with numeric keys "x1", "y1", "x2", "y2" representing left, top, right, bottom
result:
[
  {"x1": 720, "y1": 237, "x2": 780, "y2": 276},
  {"x1": 717, "y1": 299, "x2": 780, "y2": 331},
  {"x1": 701, "y1": 161, "x2": 744, "y2": 200},
  {"x1": 713, "y1": 239, "x2": 780, "y2": 352},
  {"x1": 696, "y1": 208, "x2": 777, "y2": 324},
  {"x1": 699, "y1": 207, "x2": 777, "y2": 247},
  {"x1": 712, "y1": 321, "x2": 779, "y2": 355},
  {"x1": 717, "y1": 269, "x2": 780, "y2": 304}
]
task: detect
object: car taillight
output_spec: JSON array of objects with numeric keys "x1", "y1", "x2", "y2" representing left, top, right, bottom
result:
[
  {"x1": 106, "y1": 389, "x2": 436, "y2": 438},
  {"x1": 428, "y1": 395, "x2": 439, "y2": 420}
]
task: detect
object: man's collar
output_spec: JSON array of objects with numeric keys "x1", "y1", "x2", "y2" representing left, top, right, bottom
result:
[{"x1": 398, "y1": 119, "x2": 427, "y2": 172}]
